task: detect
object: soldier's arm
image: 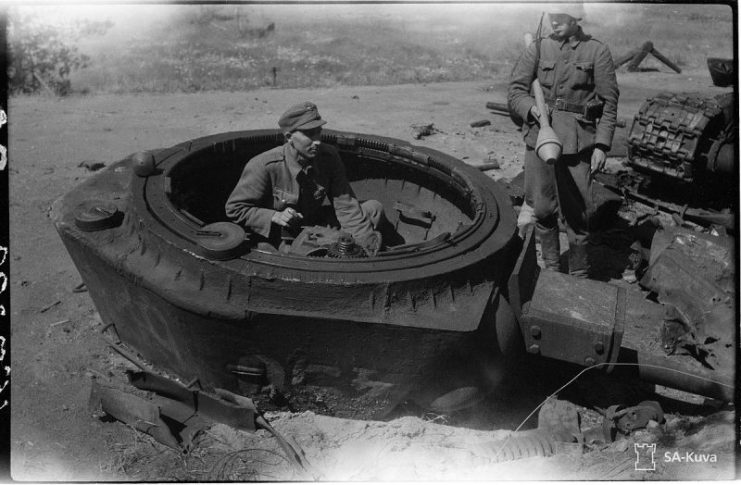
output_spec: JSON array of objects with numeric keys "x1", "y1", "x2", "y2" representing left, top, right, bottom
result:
[
  {"x1": 325, "y1": 149, "x2": 375, "y2": 241},
  {"x1": 507, "y1": 42, "x2": 539, "y2": 123},
  {"x1": 593, "y1": 44, "x2": 620, "y2": 151},
  {"x1": 225, "y1": 161, "x2": 275, "y2": 238}
]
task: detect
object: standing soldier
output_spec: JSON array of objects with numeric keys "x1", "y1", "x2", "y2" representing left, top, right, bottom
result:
[{"x1": 508, "y1": 4, "x2": 619, "y2": 277}]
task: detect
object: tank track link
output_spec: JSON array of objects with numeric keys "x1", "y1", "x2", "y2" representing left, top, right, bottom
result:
[{"x1": 627, "y1": 92, "x2": 729, "y2": 182}]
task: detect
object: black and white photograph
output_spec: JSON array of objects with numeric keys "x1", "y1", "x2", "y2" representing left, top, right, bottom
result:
[{"x1": 5, "y1": 1, "x2": 737, "y2": 481}]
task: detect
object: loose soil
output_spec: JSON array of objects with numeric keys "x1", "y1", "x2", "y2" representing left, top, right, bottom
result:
[{"x1": 9, "y1": 70, "x2": 735, "y2": 481}]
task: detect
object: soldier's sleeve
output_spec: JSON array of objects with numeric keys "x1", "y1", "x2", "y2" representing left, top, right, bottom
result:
[
  {"x1": 325, "y1": 148, "x2": 375, "y2": 241},
  {"x1": 507, "y1": 42, "x2": 538, "y2": 123},
  {"x1": 225, "y1": 159, "x2": 275, "y2": 238},
  {"x1": 593, "y1": 44, "x2": 620, "y2": 150}
]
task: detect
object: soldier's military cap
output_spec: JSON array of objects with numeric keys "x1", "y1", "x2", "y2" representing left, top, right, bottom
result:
[
  {"x1": 278, "y1": 101, "x2": 327, "y2": 133},
  {"x1": 549, "y1": 3, "x2": 586, "y2": 20}
]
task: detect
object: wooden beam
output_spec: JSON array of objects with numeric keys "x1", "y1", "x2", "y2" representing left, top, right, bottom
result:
[
  {"x1": 650, "y1": 47, "x2": 682, "y2": 74},
  {"x1": 614, "y1": 47, "x2": 641, "y2": 68},
  {"x1": 627, "y1": 41, "x2": 654, "y2": 72}
]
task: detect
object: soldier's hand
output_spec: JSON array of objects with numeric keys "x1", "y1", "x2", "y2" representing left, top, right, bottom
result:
[
  {"x1": 529, "y1": 105, "x2": 541, "y2": 123},
  {"x1": 358, "y1": 230, "x2": 382, "y2": 257},
  {"x1": 271, "y1": 207, "x2": 303, "y2": 227},
  {"x1": 591, "y1": 147, "x2": 607, "y2": 175}
]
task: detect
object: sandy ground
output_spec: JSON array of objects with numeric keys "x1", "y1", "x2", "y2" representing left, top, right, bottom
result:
[{"x1": 9, "y1": 69, "x2": 736, "y2": 481}]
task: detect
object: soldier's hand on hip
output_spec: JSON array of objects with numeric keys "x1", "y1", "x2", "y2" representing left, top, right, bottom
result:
[
  {"x1": 272, "y1": 207, "x2": 304, "y2": 227},
  {"x1": 591, "y1": 147, "x2": 607, "y2": 174}
]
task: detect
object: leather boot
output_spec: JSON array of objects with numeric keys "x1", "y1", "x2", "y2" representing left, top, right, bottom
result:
[
  {"x1": 568, "y1": 242, "x2": 589, "y2": 278},
  {"x1": 536, "y1": 225, "x2": 561, "y2": 271}
]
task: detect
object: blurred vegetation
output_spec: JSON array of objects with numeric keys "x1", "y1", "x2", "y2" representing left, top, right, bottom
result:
[
  {"x1": 8, "y1": 8, "x2": 112, "y2": 95},
  {"x1": 8, "y1": 4, "x2": 735, "y2": 96}
]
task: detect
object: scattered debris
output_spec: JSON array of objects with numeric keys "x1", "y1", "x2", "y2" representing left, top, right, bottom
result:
[
  {"x1": 599, "y1": 401, "x2": 664, "y2": 441},
  {"x1": 89, "y1": 380, "x2": 207, "y2": 451},
  {"x1": 78, "y1": 160, "x2": 106, "y2": 172},
  {"x1": 478, "y1": 398, "x2": 585, "y2": 464},
  {"x1": 621, "y1": 269, "x2": 638, "y2": 284},
  {"x1": 72, "y1": 282, "x2": 88, "y2": 293},
  {"x1": 50, "y1": 319, "x2": 70, "y2": 327},
  {"x1": 428, "y1": 386, "x2": 483, "y2": 413},
  {"x1": 410, "y1": 123, "x2": 439, "y2": 139},
  {"x1": 485, "y1": 101, "x2": 510, "y2": 117},
  {"x1": 595, "y1": 174, "x2": 735, "y2": 230},
  {"x1": 640, "y1": 226, "x2": 735, "y2": 371},
  {"x1": 537, "y1": 398, "x2": 581, "y2": 443},
  {"x1": 39, "y1": 300, "x2": 61, "y2": 313},
  {"x1": 474, "y1": 161, "x2": 500, "y2": 171},
  {"x1": 470, "y1": 119, "x2": 491, "y2": 128},
  {"x1": 707, "y1": 57, "x2": 733, "y2": 87},
  {"x1": 89, "y1": 369, "x2": 315, "y2": 475},
  {"x1": 104, "y1": 337, "x2": 149, "y2": 371},
  {"x1": 483, "y1": 428, "x2": 565, "y2": 463}
]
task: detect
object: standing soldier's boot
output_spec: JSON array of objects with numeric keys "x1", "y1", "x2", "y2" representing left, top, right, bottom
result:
[
  {"x1": 568, "y1": 242, "x2": 589, "y2": 278},
  {"x1": 536, "y1": 225, "x2": 561, "y2": 271}
]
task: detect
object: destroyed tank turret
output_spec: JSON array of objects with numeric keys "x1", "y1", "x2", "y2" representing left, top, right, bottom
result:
[
  {"x1": 52, "y1": 129, "x2": 734, "y2": 418},
  {"x1": 626, "y1": 58, "x2": 736, "y2": 192}
]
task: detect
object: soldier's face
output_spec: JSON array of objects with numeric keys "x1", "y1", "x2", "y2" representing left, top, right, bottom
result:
[
  {"x1": 287, "y1": 127, "x2": 322, "y2": 160},
  {"x1": 549, "y1": 14, "x2": 578, "y2": 39}
]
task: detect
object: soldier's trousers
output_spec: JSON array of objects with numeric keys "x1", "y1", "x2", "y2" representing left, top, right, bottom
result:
[{"x1": 523, "y1": 146, "x2": 595, "y2": 268}]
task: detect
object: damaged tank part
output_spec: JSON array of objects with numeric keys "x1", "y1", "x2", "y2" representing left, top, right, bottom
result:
[
  {"x1": 707, "y1": 58, "x2": 733, "y2": 87},
  {"x1": 53, "y1": 129, "x2": 521, "y2": 414},
  {"x1": 600, "y1": 400, "x2": 664, "y2": 441},
  {"x1": 626, "y1": 57, "x2": 736, "y2": 196},
  {"x1": 509, "y1": 227, "x2": 734, "y2": 401},
  {"x1": 627, "y1": 93, "x2": 735, "y2": 183},
  {"x1": 640, "y1": 227, "x2": 735, "y2": 372},
  {"x1": 89, "y1": 380, "x2": 208, "y2": 451},
  {"x1": 127, "y1": 370, "x2": 258, "y2": 431},
  {"x1": 593, "y1": 172, "x2": 735, "y2": 230}
]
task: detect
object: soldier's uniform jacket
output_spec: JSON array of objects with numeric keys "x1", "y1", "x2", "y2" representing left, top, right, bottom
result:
[
  {"x1": 508, "y1": 27, "x2": 619, "y2": 154},
  {"x1": 226, "y1": 143, "x2": 374, "y2": 242}
]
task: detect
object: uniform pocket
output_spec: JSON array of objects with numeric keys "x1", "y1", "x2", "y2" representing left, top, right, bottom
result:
[
  {"x1": 538, "y1": 60, "x2": 557, "y2": 87},
  {"x1": 573, "y1": 62, "x2": 594, "y2": 88},
  {"x1": 273, "y1": 188, "x2": 298, "y2": 208}
]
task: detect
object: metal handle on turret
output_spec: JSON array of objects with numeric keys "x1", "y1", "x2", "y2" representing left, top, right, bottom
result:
[{"x1": 532, "y1": 79, "x2": 562, "y2": 164}]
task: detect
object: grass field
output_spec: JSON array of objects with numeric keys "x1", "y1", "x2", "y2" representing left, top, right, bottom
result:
[{"x1": 12, "y1": 3, "x2": 736, "y2": 94}]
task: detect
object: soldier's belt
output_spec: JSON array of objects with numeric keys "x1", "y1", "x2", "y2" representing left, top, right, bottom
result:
[{"x1": 547, "y1": 98, "x2": 586, "y2": 114}]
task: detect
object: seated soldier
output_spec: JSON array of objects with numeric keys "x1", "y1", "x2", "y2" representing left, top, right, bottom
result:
[{"x1": 226, "y1": 101, "x2": 384, "y2": 253}]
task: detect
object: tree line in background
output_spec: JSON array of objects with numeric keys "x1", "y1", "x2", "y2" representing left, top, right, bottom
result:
[
  {"x1": 7, "y1": 6, "x2": 276, "y2": 96},
  {"x1": 8, "y1": 10, "x2": 113, "y2": 95}
]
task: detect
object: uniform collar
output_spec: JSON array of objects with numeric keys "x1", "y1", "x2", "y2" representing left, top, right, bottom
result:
[
  {"x1": 283, "y1": 143, "x2": 312, "y2": 180},
  {"x1": 553, "y1": 26, "x2": 588, "y2": 48}
]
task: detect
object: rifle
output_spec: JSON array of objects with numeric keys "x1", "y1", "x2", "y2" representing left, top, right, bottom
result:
[{"x1": 508, "y1": 13, "x2": 544, "y2": 127}]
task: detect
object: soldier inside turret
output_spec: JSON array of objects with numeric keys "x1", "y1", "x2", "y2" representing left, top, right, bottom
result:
[{"x1": 226, "y1": 101, "x2": 385, "y2": 254}]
